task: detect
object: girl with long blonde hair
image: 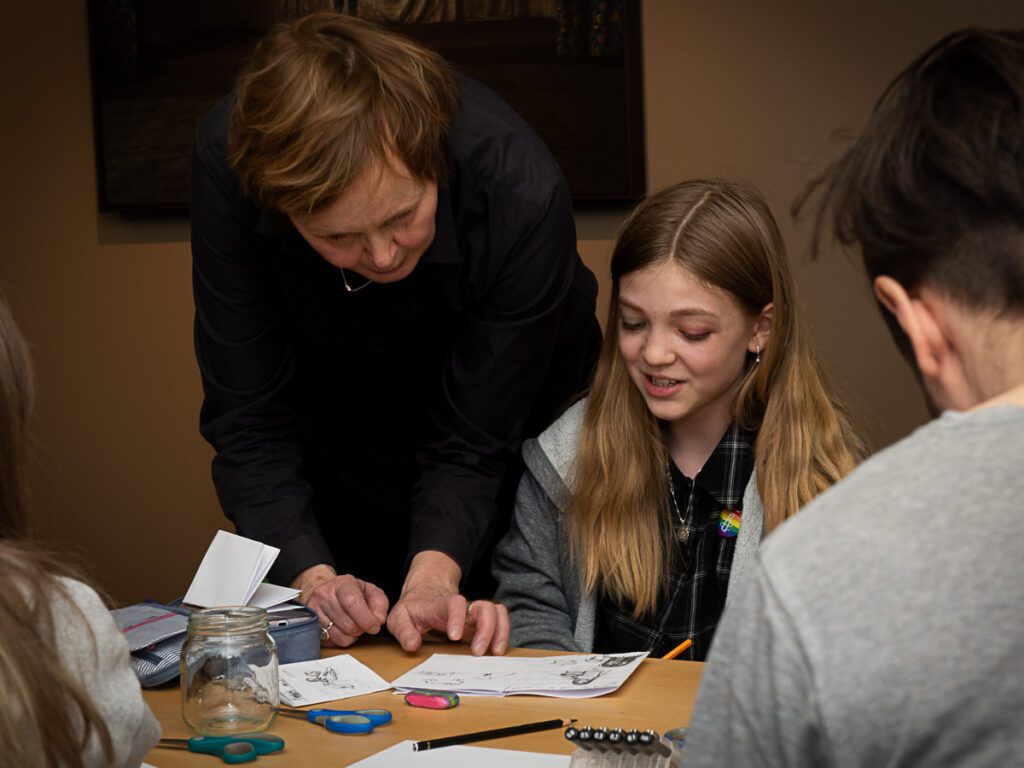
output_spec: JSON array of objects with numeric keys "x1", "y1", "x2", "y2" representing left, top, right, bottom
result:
[
  {"x1": 0, "y1": 296, "x2": 160, "y2": 767},
  {"x1": 492, "y1": 179, "x2": 863, "y2": 660}
]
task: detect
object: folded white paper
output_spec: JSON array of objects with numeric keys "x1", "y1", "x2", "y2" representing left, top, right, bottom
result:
[
  {"x1": 390, "y1": 652, "x2": 649, "y2": 698},
  {"x1": 182, "y1": 530, "x2": 300, "y2": 609}
]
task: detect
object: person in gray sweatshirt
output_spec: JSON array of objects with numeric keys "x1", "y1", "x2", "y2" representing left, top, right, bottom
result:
[
  {"x1": 489, "y1": 179, "x2": 864, "y2": 661},
  {"x1": 684, "y1": 29, "x2": 1024, "y2": 767}
]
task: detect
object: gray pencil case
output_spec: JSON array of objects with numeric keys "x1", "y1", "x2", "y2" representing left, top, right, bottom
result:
[{"x1": 119, "y1": 600, "x2": 320, "y2": 687}]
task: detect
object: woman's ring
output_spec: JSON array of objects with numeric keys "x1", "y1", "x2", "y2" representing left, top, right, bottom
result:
[
  {"x1": 465, "y1": 602, "x2": 475, "y2": 622},
  {"x1": 320, "y1": 621, "x2": 334, "y2": 640}
]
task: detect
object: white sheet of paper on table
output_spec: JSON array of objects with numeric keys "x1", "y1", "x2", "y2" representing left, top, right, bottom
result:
[
  {"x1": 278, "y1": 654, "x2": 392, "y2": 707},
  {"x1": 347, "y1": 740, "x2": 570, "y2": 767},
  {"x1": 390, "y1": 652, "x2": 649, "y2": 698}
]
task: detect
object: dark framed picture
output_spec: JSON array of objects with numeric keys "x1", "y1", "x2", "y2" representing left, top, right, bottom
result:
[{"x1": 88, "y1": 0, "x2": 645, "y2": 213}]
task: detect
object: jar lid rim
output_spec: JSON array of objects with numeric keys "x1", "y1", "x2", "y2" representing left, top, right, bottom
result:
[
  {"x1": 187, "y1": 605, "x2": 270, "y2": 632},
  {"x1": 190, "y1": 605, "x2": 268, "y2": 617}
]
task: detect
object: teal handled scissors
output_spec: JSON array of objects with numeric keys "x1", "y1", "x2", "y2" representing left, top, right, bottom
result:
[
  {"x1": 157, "y1": 733, "x2": 284, "y2": 763},
  {"x1": 276, "y1": 706, "x2": 392, "y2": 734}
]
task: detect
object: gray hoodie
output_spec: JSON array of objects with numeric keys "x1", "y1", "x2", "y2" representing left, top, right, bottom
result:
[{"x1": 493, "y1": 399, "x2": 764, "y2": 651}]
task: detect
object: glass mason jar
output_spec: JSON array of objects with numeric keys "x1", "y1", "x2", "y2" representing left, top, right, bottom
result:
[{"x1": 181, "y1": 606, "x2": 279, "y2": 735}]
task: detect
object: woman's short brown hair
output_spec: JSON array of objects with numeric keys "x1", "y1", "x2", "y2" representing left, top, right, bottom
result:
[{"x1": 228, "y1": 12, "x2": 459, "y2": 216}]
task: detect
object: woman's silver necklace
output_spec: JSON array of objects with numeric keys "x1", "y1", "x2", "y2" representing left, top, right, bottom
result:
[
  {"x1": 340, "y1": 267, "x2": 372, "y2": 293},
  {"x1": 667, "y1": 462, "x2": 698, "y2": 543}
]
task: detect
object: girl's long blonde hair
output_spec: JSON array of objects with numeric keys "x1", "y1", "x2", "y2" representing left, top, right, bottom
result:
[
  {"x1": 567, "y1": 180, "x2": 864, "y2": 615},
  {"x1": 0, "y1": 296, "x2": 115, "y2": 768}
]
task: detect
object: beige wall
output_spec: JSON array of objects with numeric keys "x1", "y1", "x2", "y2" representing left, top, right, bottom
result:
[
  {"x1": 2, "y1": 2, "x2": 1021, "y2": 605},
  {"x1": 2, "y1": 4, "x2": 223, "y2": 604},
  {"x1": 637, "y1": 1, "x2": 1024, "y2": 448}
]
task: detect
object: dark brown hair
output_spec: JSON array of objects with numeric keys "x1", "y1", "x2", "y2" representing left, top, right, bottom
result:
[
  {"x1": 229, "y1": 11, "x2": 459, "y2": 215},
  {"x1": 797, "y1": 29, "x2": 1024, "y2": 319}
]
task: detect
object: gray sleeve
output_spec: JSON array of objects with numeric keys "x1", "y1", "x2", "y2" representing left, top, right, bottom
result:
[
  {"x1": 725, "y1": 472, "x2": 763, "y2": 609},
  {"x1": 683, "y1": 563, "x2": 829, "y2": 768},
  {"x1": 60, "y1": 579, "x2": 162, "y2": 767},
  {"x1": 492, "y1": 469, "x2": 582, "y2": 651}
]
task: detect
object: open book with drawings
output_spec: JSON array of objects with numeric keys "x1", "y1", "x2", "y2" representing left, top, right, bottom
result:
[{"x1": 390, "y1": 652, "x2": 648, "y2": 698}]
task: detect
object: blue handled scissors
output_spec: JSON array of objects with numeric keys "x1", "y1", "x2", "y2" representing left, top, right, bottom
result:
[
  {"x1": 276, "y1": 706, "x2": 392, "y2": 734},
  {"x1": 157, "y1": 733, "x2": 284, "y2": 763}
]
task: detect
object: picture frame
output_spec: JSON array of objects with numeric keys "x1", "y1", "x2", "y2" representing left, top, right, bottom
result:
[{"x1": 87, "y1": 0, "x2": 645, "y2": 213}]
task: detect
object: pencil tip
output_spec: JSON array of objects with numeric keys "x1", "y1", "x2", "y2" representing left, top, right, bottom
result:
[{"x1": 567, "y1": 718, "x2": 578, "y2": 725}]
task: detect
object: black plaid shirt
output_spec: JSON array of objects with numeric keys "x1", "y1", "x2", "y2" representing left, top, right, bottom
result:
[{"x1": 593, "y1": 424, "x2": 756, "y2": 661}]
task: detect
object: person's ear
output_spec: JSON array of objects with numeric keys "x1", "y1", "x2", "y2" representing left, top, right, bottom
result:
[
  {"x1": 748, "y1": 302, "x2": 774, "y2": 356},
  {"x1": 873, "y1": 276, "x2": 947, "y2": 383}
]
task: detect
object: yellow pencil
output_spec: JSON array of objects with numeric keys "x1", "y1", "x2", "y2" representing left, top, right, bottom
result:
[{"x1": 661, "y1": 638, "x2": 693, "y2": 660}]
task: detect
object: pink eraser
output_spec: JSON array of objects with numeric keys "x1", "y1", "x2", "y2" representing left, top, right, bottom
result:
[{"x1": 404, "y1": 689, "x2": 460, "y2": 709}]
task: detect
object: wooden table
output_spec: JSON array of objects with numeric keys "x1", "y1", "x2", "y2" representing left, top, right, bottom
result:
[{"x1": 145, "y1": 639, "x2": 703, "y2": 766}]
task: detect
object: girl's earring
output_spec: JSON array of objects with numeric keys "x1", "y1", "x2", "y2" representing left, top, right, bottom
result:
[{"x1": 755, "y1": 343, "x2": 761, "y2": 364}]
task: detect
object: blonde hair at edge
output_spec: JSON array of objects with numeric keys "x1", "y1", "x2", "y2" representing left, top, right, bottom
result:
[
  {"x1": 568, "y1": 179, "x2": 864, "y2": 616},
  {"x1": 0, "y1": 297, "x2": 114, "y2": 768},
  {"x1": 228, "y1": 11, "x2": 459, "y2": 216}
]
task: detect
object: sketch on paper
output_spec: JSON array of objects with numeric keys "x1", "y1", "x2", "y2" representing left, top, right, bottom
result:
[
  {"x1": 278, "y1": 654, "x2": 390, "y2": 707},
  {"x1": 305, "y1": 667, "x2": 359, "y2": 691}
]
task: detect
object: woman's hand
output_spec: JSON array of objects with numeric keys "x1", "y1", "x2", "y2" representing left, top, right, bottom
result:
[
  {"x1": 292, "y1": 564, "x2": 389, "y2": 647},
  {"x1": 386, "y1": 551, "x2": 510, "y2": 656}
]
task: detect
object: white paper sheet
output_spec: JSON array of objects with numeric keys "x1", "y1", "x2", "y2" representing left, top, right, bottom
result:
[
  {"x1": 182, "y1": 530, "x2": 300, "y2": 609},
  {"x1": 278, "y1": 654, "x2": 392, "y2": 707},
  {"x1": 390, "y1": 652, "x2": 648, "y2": 698},
  {"x1": 348, "y1": 740, "x2": 570, "y2": 767},
  {"x1": 249, "y1": 582, "x2": 303, "y2": 609}
]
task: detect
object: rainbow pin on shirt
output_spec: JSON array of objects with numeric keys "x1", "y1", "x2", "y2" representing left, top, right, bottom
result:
[{"x1": 717, "y1": 509, "x2": 741, "y2": 538}]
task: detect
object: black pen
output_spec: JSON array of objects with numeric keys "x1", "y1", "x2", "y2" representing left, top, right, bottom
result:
[{"x1": 413, "y1": 717, "x2": 578, "y2": 751}]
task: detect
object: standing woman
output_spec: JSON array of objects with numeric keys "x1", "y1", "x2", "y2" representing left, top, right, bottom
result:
[
  {"x1": 0, "y1": 296, "x2": 161, "y2": 766},
  {"x1": 493, "y1": 179, "x2": 864, "y2": 660},
  {"x1": 192, "y1": 12, "x2": 600, "y2": 655}
]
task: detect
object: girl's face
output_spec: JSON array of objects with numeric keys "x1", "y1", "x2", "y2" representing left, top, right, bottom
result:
[{"x1": 617, "y1": 259, "x2": 768, "y2": 435}]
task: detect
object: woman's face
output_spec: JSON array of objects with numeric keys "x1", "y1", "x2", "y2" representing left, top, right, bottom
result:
[
  {"x1": 289, "y1": 158, "x2": 437, "y2": 284},
  {"x1": 617, "y1": 259, "x2": 766, "y2": 435}
]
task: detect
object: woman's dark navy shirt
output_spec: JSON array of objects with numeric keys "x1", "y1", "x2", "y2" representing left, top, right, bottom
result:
[{"x1": 190, "y1": 77, "x2": 600, "y2": 599}]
